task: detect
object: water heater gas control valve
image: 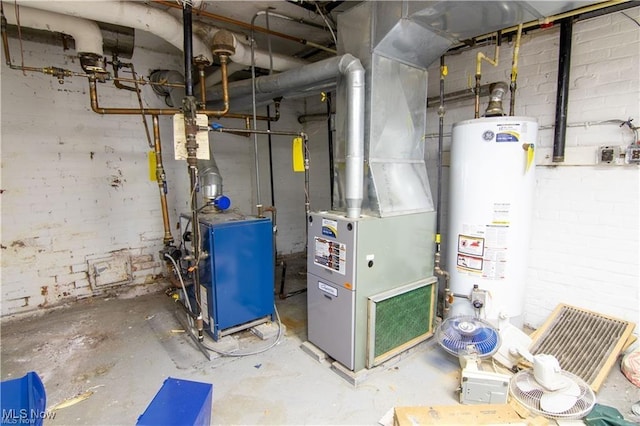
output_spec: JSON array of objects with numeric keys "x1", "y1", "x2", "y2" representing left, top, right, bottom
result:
[{"x1": 471, "y1": 286, "x2": 487, "y2": 310}]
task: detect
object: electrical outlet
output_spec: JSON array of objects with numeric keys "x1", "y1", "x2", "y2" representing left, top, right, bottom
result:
[
  {"x1": 597, "y1": 146, "x2": 619, "y2": 165},
  {"x1": 626, "y1": 145, "x2": 640, "y2": 164}
]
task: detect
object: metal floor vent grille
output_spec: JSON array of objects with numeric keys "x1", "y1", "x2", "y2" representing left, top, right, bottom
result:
[{"x1": 530, "y1": 304, "x2": 635, "y2": 391}]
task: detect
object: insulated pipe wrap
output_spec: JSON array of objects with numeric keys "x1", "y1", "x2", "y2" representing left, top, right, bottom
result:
[
  {"x1": 14, "y1": 0, "x2": 213, "y2": 64},
  {"x1": 3, "y1": 4, "x2": 103, "y2": 56}
]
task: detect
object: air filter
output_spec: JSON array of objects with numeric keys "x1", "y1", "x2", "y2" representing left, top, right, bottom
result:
[
  {"x1": 530, "y1": 304, "x2": 635, "y2": 391},
  {"x1": 437, "y1": 316, "x2": 500, "y2": 357}
]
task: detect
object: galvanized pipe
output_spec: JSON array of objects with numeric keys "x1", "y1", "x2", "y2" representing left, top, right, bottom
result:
[
  {"x1": 343, "y1": 56, "x2": 365, "y2": 218},
  {"x1": 206, "y1": 54, "x2": 350, "y2": 103}
]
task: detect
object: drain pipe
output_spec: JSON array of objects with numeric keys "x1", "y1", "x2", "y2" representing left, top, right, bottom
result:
[
  {"x1": 553, "y1": 18, "x2": 573, "y2": 163},
  {"x1": 434, "y1": 56, "x2": 451, "y2": 317}
]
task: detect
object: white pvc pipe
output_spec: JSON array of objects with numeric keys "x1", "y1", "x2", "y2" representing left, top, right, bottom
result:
[
  {"x1": 14, "y1": 0, "x2": 213, "y2": 64},
  {"x1": 3, "y1": 4, "x2": 103, "y2": 56}
]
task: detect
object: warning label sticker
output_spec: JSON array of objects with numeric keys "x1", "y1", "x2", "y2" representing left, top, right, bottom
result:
[
  {"x1": 457, "y1": 254, "x2": 483, "y2": 271},
  {"x1": 314, "y1": 237, "x2": 346, "y2": 275},
  {"x1": 458, "y1": 234, "x2": 485, "y2": 257}
]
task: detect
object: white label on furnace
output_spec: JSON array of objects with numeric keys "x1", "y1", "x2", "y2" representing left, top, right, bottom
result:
[
  {"x1": 318, "y1": 282, "x2": 338, "y2": 297},
  {"x1": 313, "y1": 236, "x2": 346, "y2": 275}
]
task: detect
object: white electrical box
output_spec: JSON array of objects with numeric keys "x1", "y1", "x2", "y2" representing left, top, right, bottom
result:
[{"x1": 460, "y1": 369, "x2": 511, "y2": 405}]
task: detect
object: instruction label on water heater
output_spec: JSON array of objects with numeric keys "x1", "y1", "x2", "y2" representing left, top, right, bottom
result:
[
  {"x1": 456, "y1": 223, "x2": 509, "y2": 280},
  {"x1": 314, "y1": 237, "x2": 346, "y2": 275}
]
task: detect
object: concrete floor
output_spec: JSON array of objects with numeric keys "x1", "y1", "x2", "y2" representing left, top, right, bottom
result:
[{"x1": 1, "y1": 255, "x2": 638, "y2": 425}]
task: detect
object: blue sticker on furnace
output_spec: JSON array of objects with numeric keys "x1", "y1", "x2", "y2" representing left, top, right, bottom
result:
[
  {"x1": 322, "y1": 225, "x2": 337, "y2": 238},
  {"x1": 321, "y1": 218, "x2": 338, "y2": 238}
]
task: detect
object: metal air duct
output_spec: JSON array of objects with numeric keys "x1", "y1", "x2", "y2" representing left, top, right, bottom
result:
[{"x1": 207, "y1": 54, "x2": 366, "y2": 217}]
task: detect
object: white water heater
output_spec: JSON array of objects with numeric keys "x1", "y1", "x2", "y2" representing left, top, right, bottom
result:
[{"x1": 447, "y1": 117, "x2": 538, "y2": 326}]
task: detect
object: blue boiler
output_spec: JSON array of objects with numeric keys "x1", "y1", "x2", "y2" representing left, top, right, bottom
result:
[{"x1": 197, "y1": 214, "x2": 274, "y2": 340}]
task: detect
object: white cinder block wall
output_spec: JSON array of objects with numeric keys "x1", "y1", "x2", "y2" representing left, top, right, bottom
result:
[
  {"x1": 0, "y1": 32, "x2": 323, "y2": 316},
  {"x1": 426, "y1": 7, "x2": 640, "y2": 330}
]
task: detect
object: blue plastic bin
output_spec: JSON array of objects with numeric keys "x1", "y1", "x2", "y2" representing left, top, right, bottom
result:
[
  {"x1": 136, "y1": 377, "x2": 213, "y2": 426},
  {"x1": 0, "y1": 372, "x2": 47, "y2": 426}
]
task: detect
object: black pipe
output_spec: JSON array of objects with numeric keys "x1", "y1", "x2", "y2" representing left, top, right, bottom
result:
[
  {"x1": 327, "y1": 92, "x2": 335, "y2": 209},
  {"x1": 553, "y1": 18, "x2": 573, "y2": 163},
  {"x1": 436, "y1": 56, "x2": 445, "y2": 244},
  {"x1": 183, "y1": 4, "x2": 194, "y2": 97},
  {"x1": 267, "y1": 105, "x2": 276, "y2": 207}
]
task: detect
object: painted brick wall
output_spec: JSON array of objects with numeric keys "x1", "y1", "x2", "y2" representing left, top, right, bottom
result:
[
  {"x1": 0, "y1": 33, "x2": 319, "y2": 316},
  {"x1": 426, "y1": 7, "x2": 640, "y2": 329}
]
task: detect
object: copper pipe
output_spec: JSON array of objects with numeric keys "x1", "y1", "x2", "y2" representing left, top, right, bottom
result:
[
  {"x1": 212, "y1": 54, "x2": 230, "y2": 116},
  {"x1": 114, "y1": 76, "x2": 185, "y2": 89},
  {"x1": 112, "y1": 58, "x2": 137, "y2": 92},
  {"x1": 198, "y1": 64, "x2": 206, "y2": 106},
  {"x1": 90, "y1": 76, "x2": 278, "y2": 122},
  {"x1": 152, "y1": 115, "x2": 174, "y2": 245},
  {"x1": 90, "y1": 77, "x2": 177, "y2": 115},
  {"x1": 155, "y1": 0, "x2": 333, "y2": 52},
  {"x1": 89, "y1": 71, "x2": 230, "y2": 116}
]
